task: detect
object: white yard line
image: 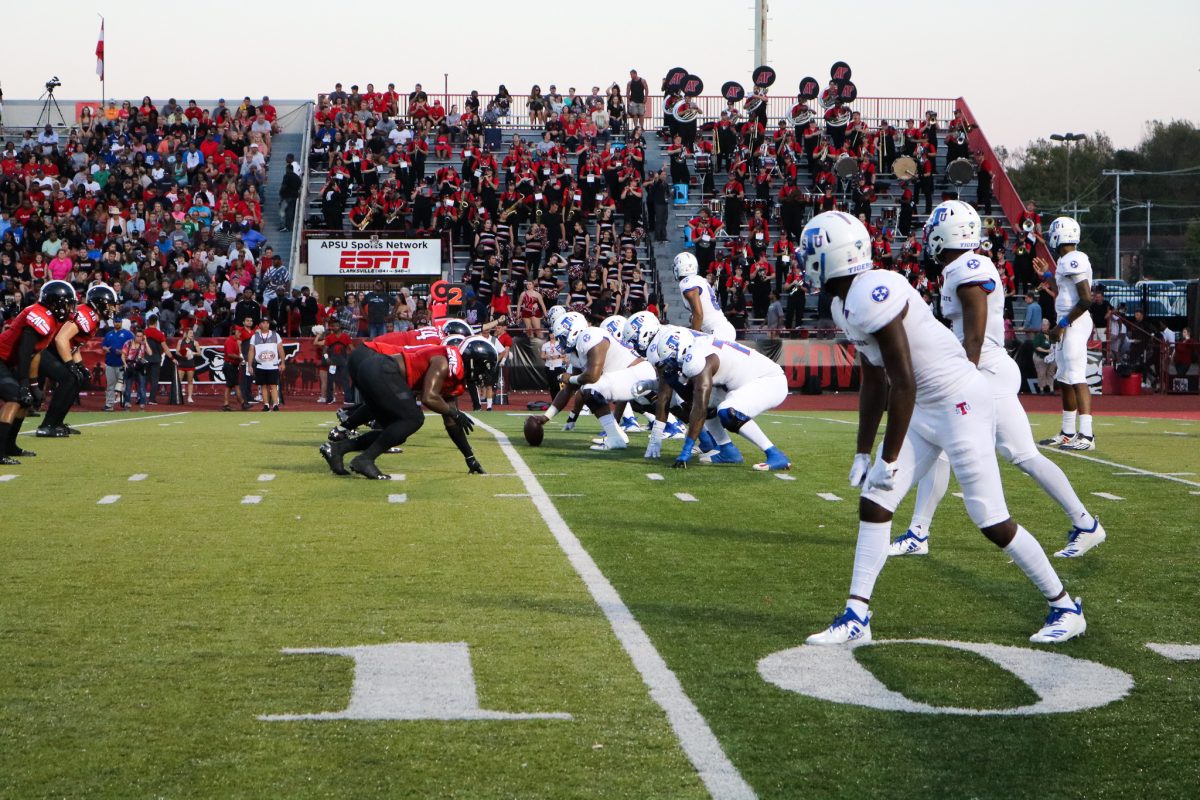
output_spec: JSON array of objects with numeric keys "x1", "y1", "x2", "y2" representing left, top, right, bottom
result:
[
  {"x1": 494, "y1": 493, "x2": 583, "y2": 498},
  {"x1": 471, "y1": 416, "x2": 756, "y2": 800},
  {"x1": 1039, "y1": 445, "x2": 1200, "y2": 488},
  {"x1": 19, "y1": 411, "x2": 189, "y2": 434},
  {"x1": 764, "y1": 413, "x2": 855, "y2": 426}
]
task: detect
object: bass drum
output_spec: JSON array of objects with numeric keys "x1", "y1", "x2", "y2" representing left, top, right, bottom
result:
[
  {"x1": 695, "y1": 152, "x2": 712, "y2": 171},
  {"x1": 835, "y1": 153, "x2": 860, "y2": 180},
  {"x1": 892, "y1": 155, "x2": 918, "y2": 180},
  {"x1": 946, "y1": 157, "x2": 975, "y2": 186}
]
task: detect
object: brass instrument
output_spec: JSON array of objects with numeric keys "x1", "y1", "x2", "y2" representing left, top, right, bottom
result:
[
  {"x1": 819, "y1": 87, "x2": 838, "y2": 110},
  {"x1": 789, "y1": 102, "x2": 814, "y2": 127},
  {"x1": 980, "y1": 240, "x2": 993, "y2": 252},
  {"x1": 1022, "y1": 218, "x2": 1036, "y2": 233},
  {"x1": 500, "y1": 197, "x2": 523, "y2": 222},
  {"x1": 355, "y1": 206, "x2": 376, "y2": 230},
  {"x1": 671, "y1": 99, "x2": 701, "y2": 124},
  {"x1": 828, "y1": 106, "x2": 852, "y2": 128},
  {"x1": 744, "y1": 88, "x2": 766, "y2": 115}
]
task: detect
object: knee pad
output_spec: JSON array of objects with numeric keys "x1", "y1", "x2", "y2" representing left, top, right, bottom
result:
[
  {"x1": 629, "y1": 398, "x2": 655, "y2": 415},
  {"x1": 718, "y1": 407, "x2": 750, "y2": 432}
]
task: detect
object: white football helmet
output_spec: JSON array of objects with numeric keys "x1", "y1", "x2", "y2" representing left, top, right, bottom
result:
[
  {"x1": 600, "y1": 314, "x2": 628, "y2": 338},
  {"x1": 1047, "y1": 217, "x2": 1081, "y2": 250},
  {"x1": 622, "y1": 311, "x2": 661, "y2": 357},
  {"x1": 553, "y1": 311, "x2": 588, "y2": 351},
  {"x1": 800, "y1": 211, "x2": 874, "y2": 288},
  {"x1": 653, "y1": 325, "x2": 696, "y2": 374},
  {"x1": 546, "y1": 305, "x2": 568, "y2": 331},
  {"x1": 673, "y1": 251, "x2": 699, "y2": 280},
  {"x1": 923, "y1": 200, "x2": 981, "y2": 257}
]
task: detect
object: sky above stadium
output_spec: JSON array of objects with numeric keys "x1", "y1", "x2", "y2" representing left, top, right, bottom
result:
[{"x1": 2, "y1": 0, "x2": 1196, "y2": 154}]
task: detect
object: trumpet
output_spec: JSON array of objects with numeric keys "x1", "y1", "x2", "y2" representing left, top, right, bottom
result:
[
  {"x1": 1022, "y1": 218, "x2": 1036, "y2": 233},
  {"x1": 980, "y1": 240, "x2": 993, "y2": 252}
]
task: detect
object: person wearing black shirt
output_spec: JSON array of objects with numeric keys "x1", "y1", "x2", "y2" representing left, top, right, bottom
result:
[
  {"x1": 278, "y1": 154, "x2": 302, "y2": 232},
  {"x1": 364, "y1": 281, "x2": 392, "y2": 339},
  {"x1": 234, "y1": 289, "x2": 262, "y2": 327},
  {"x1": 297, "y1": 286, "x2": 319, "y2": 335},
  {"x1": 644, "y1": 169, "x2": 670, "y2": 242}
]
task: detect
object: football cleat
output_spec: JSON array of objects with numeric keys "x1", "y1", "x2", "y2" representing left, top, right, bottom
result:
[
  {"x1": 327, "y1": 427, "x2": 350, "y2": 442},
  {"x1": 9, "y1": 448, "x2": 35, "y2": 458},
  {"x1": 697, "y1": 429, "x2": 717, "y2": 451},
  {"x1": 620, "y1": 415, "x2": 644, "y2": 433},
  {"x1": 1029, "y1": 597, "x2": 1086, "y2": 643},
  {"x1": 1054, "y1": 520, "x2": 1107, "y2": 558},
  {"x1": 348, "y1": 455, "x2": 392, "y2": 479},
  {"x1": 806, "y1": 607, "x2": 872, "y2": 646},
  {"x1": 589, "y1": 439, "x2": 628, "y2": 451},
  {"x1": 319, "y1": 442, "x2": 349, "y2": 476},
  {"x1": 562, "y1": 419, "x2": 577, "y2": 432},
  {"x1": 35, "y1": 426, "x2": 71, "y2": 438},
  {"x1": 752, "y1": 446, "x2": 792, "y2": 471},
  {"x1": 336, "y1": 407, "x2": 352, "y2": 425},
  {"x1": 1060, "y1": 434, "x2": 1096, "y2": 451},
  {"x1": 663, "y1": 420, "x2": 686, "y2": 440},
  {"x1": 0, "y1": 456, "x2": 19, "y2": 466},
  {"x1": 699, "y1": 441, "x2": 744, "y2": 464},
  {"x1": 889, "y1": 530, "x2": 930, "y2": 556},
  {"x1": 1038, "y1": 431, "x2": 1073, "y2": 447}
]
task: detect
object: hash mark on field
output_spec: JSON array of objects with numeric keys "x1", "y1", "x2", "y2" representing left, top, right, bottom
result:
[
  {"x1": 388, "y1": 494, "x2": 407, "y2": 504},
  {"x1": 675, "y1": 492, "x2": 699, "y2": 502},
  {"x1": 239, "y1": 421, "x2": 260, "y2": 427},
  {"x1": 1092, "y1": 492, "x2": 1125, "y2": 501},
  {"x1": 241, "y1": 495, "x2": 262, "y2": 505},
  {"x1": 97, "y1": 495, "x2": 121, "y2": 505},
  {"x1": 647, "y1": 473, "x2": 664, "y2": 481},
  {"x1": 258, "y1": 474, "x2": 275, "y2": 482},
  {"x1": 158, "y1": 423, "x2": 171, "y2": 427},
  {"x1": 952, "y1": 492, "x2": 965, "y2": 499},
  {"x1": 0, "y1": 474, "x2": 18, "y2": 482},
  {"x1": 128, "y1": 473, "x2": 148, "y2": 481},
  {"x1": 389, "y1": 474, "x2": 406, "y2": 481},
  {"x1": 816, "y1": 492, "x2": 842, "y2": 501},
  {"x1": 1146, "y1": 643, "x2": 1200, "y2": 661},
  {"x1": 1131, "y1": 420, "x2": 1149, "y2": 424},
  {"x1": 776, "y1": 474, "x2": 796, "y2": 481},
  {"x1": 1164, "y1": 431, "x2": 1189, "y2": 436}
]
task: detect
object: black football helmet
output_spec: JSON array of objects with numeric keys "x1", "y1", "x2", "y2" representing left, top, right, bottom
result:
[
  {"x1": 458, "y1": 337, "x2": 499, "y2": 387},
  {"x1": 86, "y1": 284, "x2": 119, "y2": 320},
  {"x1": 440, "y1": 318, "x2": 472, "y2": 340},
  {"x1": 39, "y1": 280, "x2": 77, "y2": 322}
]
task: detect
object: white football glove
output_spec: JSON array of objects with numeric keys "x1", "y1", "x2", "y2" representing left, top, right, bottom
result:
[
  {"x1": 865, "y1": 457, "x2": 899, "y2": 492},
  {"x1": 644, "y1": 421, "x2": 664, "y2": 459},
  {"x1": 849, "y1": 453, "x2": 872, "y2": 488}
]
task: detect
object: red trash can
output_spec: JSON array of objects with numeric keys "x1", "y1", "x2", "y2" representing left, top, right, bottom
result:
[
  {"x1": 1117, "y1": 372, "x2": 1142, "y2": 396},
  {"x1": 1101, "y1": 366, "x2": 1118, "y2": 395}
]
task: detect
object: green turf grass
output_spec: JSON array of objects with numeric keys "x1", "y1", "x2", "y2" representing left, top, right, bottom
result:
[{"x1": 1, "y1": 409, "x2": 1197, "y2": 799}]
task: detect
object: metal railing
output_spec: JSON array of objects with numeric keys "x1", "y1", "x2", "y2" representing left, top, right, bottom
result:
[{"x1": 290, "y1": 101, "x2": 316, "y2": 287}]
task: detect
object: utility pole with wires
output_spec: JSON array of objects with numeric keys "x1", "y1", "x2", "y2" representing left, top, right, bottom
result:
[
  {"x1": 753, "y1": 0, "x2": 769, "y2": 69},
  {"x1": 1103, "y1": 169, "x2": 1136, "y2": 280}
]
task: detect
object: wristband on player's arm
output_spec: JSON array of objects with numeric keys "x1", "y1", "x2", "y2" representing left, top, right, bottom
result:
[
  {"x1": 1057, "y1": 316, "x2": 1072, "y2": 329},
  {"x1": 541, "y1": 404, "x2": 558, "y2": 420},
  {"x1": 568, "y1": 374, "x2": 582, "y2": 386}
]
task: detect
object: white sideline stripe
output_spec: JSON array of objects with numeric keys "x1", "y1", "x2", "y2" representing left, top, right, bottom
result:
[
  {"x1": 97, "y1": 495, "x2": 121, "y2": 505},
  {"x1": 471, "y1": 416, "x2": 755, "y2": 800},
  {"x1": 258, "y1": 474, "x2": 276, "y2": 482},
  {"x1": 775, "y1": 474, "x2": 796, "y2": 481},
  {"x1": 495, "y1": 493, "x2": 583, "y2": 498},
  {"x1": 816, "y1": 492, "x2": 841, "y2": 501},
  {"x1": 388, "y1": 493, "x2": 407, "y2": 504},
  {"x1": 0, "y1": 474, "x2": 17, "y2": 482},
  {"x1": 18, "y1": 411, "x2": 189, "y2": 434},
  {"x1": 1146, "y1": 643, "x2": 1200, "y2": 661},
  {"x1": 478, "y1": 472, "x2": 567, "y2": 477},
  {"x1": 675, "y1": 492, "x2": 699, "y2": 502},
  {"x1": 1092, "y1": 492, "x2": 1125, "y2": 501},
  {"x1": 1112, "y1": 471, "x2": 1194, "y2": 476},
  {"x1": 647, "y1": 473, "x2": 665, "y2": 481},
  {"x1": 241, "y1": 495, "x2": 262, "y2": 505},
  {"x1": 1039, "y1": 445, "x2": 1200, "y2": 488},
  {"x1": 128, "y1": 473, "x2": 148, "y2": 482}
]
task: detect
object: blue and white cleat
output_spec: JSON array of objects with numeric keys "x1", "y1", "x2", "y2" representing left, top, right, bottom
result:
[
  {"x1": 1029, "y1": 597, "x2": 1086, "y2": 643},
  {"x1": 752, "y1": 446, "x2": 791, "y2": 471},
  {"x1": 621, "y1": 415, "x2": 644, "y2": 433},
  {"x1": 663, "y1": 420, "x2": 687, "y2": 440},
  {"x1": 700, "y1": 441, "x2": 744, "y2": 464},
  {"x1": 698, "y1": 429, "x2": 717, "y2": 451},
  {"x1": 1054, "y1": 519, "x2": 1107, "y2": 558},
  {"x1": 806, "y1": 607, "x2": 872, "y2": 645},
  {"x1": 888, "y1": 529, "x2": 929, "y2": 556}
]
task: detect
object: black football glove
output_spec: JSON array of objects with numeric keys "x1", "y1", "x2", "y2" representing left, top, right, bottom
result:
[
  {"x1": 466, "y1": 456, "x2": 485, "y2": 474},
  {"x1": 71, "y1": 363, "x2": 92, "y2": 388},
  {"x1": 671, "y1": 458, "x2": 688, "y2": 470},
  {"x1": 29, "y1": 384, "x2": 44, "y2": 406},
  {"x1": 452, "y1": 410, "x2": 475, "y2": 435},
  {"x1": 17, "y1": 382, "x2": 34, "y2": 409}
]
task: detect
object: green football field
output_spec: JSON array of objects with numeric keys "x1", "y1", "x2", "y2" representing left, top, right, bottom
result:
[{"x1": 1, "y1": 408, "x2": 1197, "y2": 799}]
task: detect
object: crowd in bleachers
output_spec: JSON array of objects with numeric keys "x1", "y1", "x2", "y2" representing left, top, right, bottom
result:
[
  {"x1": 309, "y1": 76, "x2": 668, "y2": 331},
  {"x1": 0, "y1": 94, "x2": 293, "y2": 339}
]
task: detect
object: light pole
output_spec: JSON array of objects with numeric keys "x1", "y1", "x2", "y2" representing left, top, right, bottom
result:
[
  {"x1": 1049, "y1": 132, "x2": 1086, "y2": 206},
  {"x1": 1103, "y1": 169, "x2": 1137, "y2": 280}
]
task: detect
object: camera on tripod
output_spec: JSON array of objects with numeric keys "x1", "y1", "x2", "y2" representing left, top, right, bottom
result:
[{"x1": 45, "y1": 76, "x2": 61, "y2": 93}]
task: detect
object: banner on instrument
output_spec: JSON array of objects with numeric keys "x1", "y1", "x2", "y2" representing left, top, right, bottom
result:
[{"x1": 307, "y1": 237, "x2": 442, "y2": 277}]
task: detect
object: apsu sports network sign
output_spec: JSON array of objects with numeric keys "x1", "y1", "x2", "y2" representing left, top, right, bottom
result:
[{"x1": 308, "y1": 237, "x2": 441, "y2": 277}]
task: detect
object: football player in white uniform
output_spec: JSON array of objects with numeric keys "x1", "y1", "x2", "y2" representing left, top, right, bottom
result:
[
  {"x1": 889, "y1": 202, "x2": 1106, "y2": 559},
  {"x1": 1040, "y1": 217, "x2": 1097, "y2": 450},
  {"x1": 656, "y1": 326, "x2": 792, "y2": 471},
  {"x1": 529, "y1": 312, "x2": 656, "y2": 451},
  {"x1": 622, "y1": 312, "x2": 712, "y2": 458},
  {"x1": 601, "y1": 314, "x2": 646, "y2": 434},
  {"x1": 800, "y1": 211, "x2": 1085, "y2": 646},
  {"x1": 673, "y1": 251, "x2": 737, "y2": 341}
]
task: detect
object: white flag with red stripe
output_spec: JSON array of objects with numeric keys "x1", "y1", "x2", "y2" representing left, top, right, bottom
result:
[{"x1": 95, "y1": 20, "x2": 105, "y2": 79}]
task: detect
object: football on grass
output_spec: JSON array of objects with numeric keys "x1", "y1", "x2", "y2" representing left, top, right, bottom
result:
[{"x1": 523, "y1": 416, "x2": 545, "y2": 447}]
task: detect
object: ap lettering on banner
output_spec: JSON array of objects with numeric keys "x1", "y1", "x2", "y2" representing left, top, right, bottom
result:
[
  {"x1": 260, "y1": 642, "x2": 571, "y2": 722},
  {"x1": 758, "y1": 639, "x2": 1133, "y2": 716}
]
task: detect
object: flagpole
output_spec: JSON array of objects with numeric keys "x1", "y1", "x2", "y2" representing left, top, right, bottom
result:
[{"x1": 98, "y1": 14, "x2": 105, "y2": 109}]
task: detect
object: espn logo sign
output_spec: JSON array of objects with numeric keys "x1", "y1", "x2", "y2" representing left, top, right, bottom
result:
[{"x1": 338, "y1": 250, "x2": 413, "y2": 273}]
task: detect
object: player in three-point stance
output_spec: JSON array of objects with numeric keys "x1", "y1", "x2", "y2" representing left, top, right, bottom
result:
[
  {"x1": 1039, "y1": 216, "x2": 1098, "y2": 451},
  {"x1": 36, "y1": 284, "x2": 119, "y2": 438},
  {"x1": 799, "y1": 211, "x2": 1086, "y2": 646},
  {"x1": 654, "y1": 326, "x2": 792, "y2": 471},
  {"x1": 889, "y1": 202, "x2": 1106, "y2": 559}
]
